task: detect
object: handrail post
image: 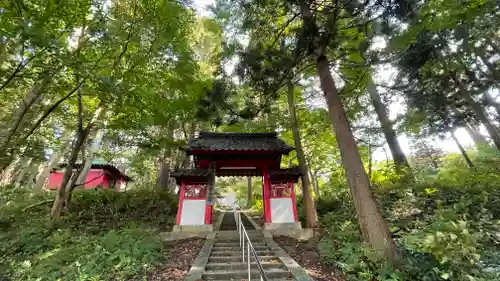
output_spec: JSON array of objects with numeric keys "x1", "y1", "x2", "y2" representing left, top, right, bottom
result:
[
  {"x1": 233, "y1": 203, "x2": 269, "y2": 281},
  {"x1": 242, "y1": 227, "x2": 245, "y2": 262},
  {"x1": 247, "y1": 241, "x2": 251, "y2": 281}
]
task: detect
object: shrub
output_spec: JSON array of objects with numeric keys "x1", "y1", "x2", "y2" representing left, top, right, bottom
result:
[
  {"x1": 318, "y1": 212, "x2": 405, "y2": 281},
  {"x1": 67, "y1": 188, "x2": 178, "y2": 231},
  {"x1": 0, "y1": 186, "x2": 177, "y2": 281},
  {"x1": 314, "y1": 148, "x2": 500, "y2": 281},
  {"x1": 2, "y1": 224, "x2": 164, "y2": 281}
]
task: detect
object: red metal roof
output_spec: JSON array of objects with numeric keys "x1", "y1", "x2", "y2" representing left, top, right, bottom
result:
[{"x1": 54, "y1": 163, "x2": 132, "y2": 182}]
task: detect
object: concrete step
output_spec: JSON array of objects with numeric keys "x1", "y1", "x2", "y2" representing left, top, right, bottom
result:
[
  {"x1": 216, "y1": 231, "x2": 263, "y2": 237},
  {"x1": 212, "y1": 245, "x2": 269, "y2": 251},
  {"x1": 210, "y1": 250, "x2": 275, "y2": 257},
  {"x1": 214, "y1": 236, "x2": 265, "y2": 241},
  {"x1": 203, "y1": 268, "x2": 291, "y2": 280},
  {"x1": 208, "y1": 255, "x2": 280, "y2": 263},
  {"x1": 206, "y1": 279, "x2": 293, "y2": 281},
  {"x1": 214, "y1": 237, "x2": 265, "y2": 243},
  {"x1": 214, "y1": 240, "x2": 264, "y2": 245},
  {"x1": 213, "y1": 242, "x2": 267, "y2": 247},
  {"x1": 205, "y1": 261, "x2": 286, "y2": 270}
]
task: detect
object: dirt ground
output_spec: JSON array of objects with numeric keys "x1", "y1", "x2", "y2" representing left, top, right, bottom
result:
[
  {"x1": 274, "y1": 236, "x2": 345, "y2": 281},
  {"x1": 148, "y1": 238, "x2": 205, "y2": 281}
]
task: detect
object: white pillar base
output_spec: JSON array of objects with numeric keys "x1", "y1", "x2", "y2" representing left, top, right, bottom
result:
[
  {"x1": 264, "y1": 222, "x2": 302, "y2": 230},
  {"x1": 173, "y1": 224, "x2": 213, "y2": 233}
]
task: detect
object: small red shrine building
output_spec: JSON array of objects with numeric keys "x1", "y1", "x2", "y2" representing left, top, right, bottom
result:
[
  {"x1": 47, "y1": 162, "x2": 132, "y2": 191},
  {"x1": 171, "y1": 132, "x2": 301, "y2": 231}
]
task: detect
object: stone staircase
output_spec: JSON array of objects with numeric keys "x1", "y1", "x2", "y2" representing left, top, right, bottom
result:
[{"x1": 202, "y1": 230, "x2": 294, "y2": 281}]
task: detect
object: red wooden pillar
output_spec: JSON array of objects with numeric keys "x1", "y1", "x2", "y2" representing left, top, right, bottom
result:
[
  {"x1": 176, "y1": 182, "x2": 186, "y2": 225},
  {"x1": 289, "y1": 182, "x2": 298, "y2": 222},
  {"x1": 262, "y1": 166, "x2": 272, "y2": 223},
  {"x1": 204, "y1": 185, "x2": 212, "y2": 224},
  {"x1": 205, "y1": 161, "x2": 215, "y2": 225}
]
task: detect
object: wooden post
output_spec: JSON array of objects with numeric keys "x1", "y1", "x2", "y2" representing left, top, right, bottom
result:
[
  {"x1": 176, "y1": 182, "x2": 186, "y2": 225},
  {"x1": 262, "y1": 166, "x2": 272, "y2": 223},
  {"x1": 289, "y1": 182, "x2": 298, "y2": 222}
]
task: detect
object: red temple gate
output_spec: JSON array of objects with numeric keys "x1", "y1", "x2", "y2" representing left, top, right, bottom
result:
[{"x1": 171, "y1": 132, "x2": 302, "y2": 231}]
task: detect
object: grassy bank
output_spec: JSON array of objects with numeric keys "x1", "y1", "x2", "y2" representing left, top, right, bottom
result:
[
  {"x1": 297, "y1": 150, "x2": 500, "y2": 281},
  {"x1": 0, "y1": 187, "x2": 178, "y2": 281}
]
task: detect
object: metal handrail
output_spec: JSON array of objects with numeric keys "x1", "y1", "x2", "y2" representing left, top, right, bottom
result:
[{"x1": 232, "y1": 204, "x2": 269, "y2": 281}]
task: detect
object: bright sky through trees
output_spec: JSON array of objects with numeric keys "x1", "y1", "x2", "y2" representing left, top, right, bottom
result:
[{"x1": 191, "y1": 0, "x2": 487, "y2": 161}]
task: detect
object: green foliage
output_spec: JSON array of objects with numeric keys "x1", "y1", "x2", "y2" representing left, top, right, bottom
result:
[
  {"x1": 251, "y1": 194, "x2": 264, "y2": 213},
  {"x1": 3, "y1": 225, "x2": 163, "y2": 281},
  {"x1": 317, "y1": 211, "x2": 404, "y2": 281},
  {"x1": 312, "y1": 148, "x2": 500, "y2": 281},
  {"x1": 403, "y1": 212, "x2": 481, "y2": 280},
  {"x1": 0, "y1": 186, "x2": 177, "y2": 281},
  {"x1": 67, "y1": 188, "x2": 178, "y2": 231}
]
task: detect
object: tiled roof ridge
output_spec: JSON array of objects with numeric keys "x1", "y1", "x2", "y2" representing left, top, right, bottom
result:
[{"x1": 198, "y1": 131, "x2": 278, "y2": 139}]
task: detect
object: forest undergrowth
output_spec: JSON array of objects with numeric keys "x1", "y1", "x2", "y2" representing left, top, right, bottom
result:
[
  {"x1": 296, "y1": 147, "x2": 500, "y2": 281},
  {"x1": 0, "y1": 188, "x2": 178, "y2": 281}
]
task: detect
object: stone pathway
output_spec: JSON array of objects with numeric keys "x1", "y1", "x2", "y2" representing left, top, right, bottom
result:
[
  {"x1": 203, "y1": 230, "x2": 293, "y2": 280},
  {"x1": 184, "y1": 211, "x2": 314, "y2": 281}
]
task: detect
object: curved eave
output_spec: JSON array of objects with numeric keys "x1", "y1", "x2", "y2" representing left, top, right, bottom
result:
[
  {"x1": 181, "y1": 147, "x2": 295, "y2": 155},
  {"x1": 170, "y1": 167, "x2": 301, "y2": 184}
]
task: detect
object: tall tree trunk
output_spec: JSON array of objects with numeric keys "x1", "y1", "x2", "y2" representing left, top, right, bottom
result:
[
  {"x1": 462, "y1": 65, "x2": 500, "y2": 117},
  {"x1": 464, "y1": 122, "x2": 488, "y2": 148},
  {"x1": 102, "y1": 133, "x2": 111, "y2": 151},
  {"x1": 34, "y1": 132, "x2": 73, "y2": 190},
  {"x1": 308, "y1": 168, "x2": 320, "y2": 196},
  {"x1": 182, "y1": 121, "x2": 196, "y2": 168},
  {"x1": 267, "y1": 110, "x2": 278, "y2": 131},
  {"x1": 51, "y1": 107, "x2": 102, "y2": 218},
  {"x1": 156, "y1": 125, "x2": 175, "y2": 190},
  {"x1": 14, "y1": 158, "x2": 32, "y2": 186},
  {"x1": 368, "y1": 142, "x2": 373, "y2": 180},
  {"x1": 297, "y1": 0, "x2": 398, "y2": 261},
  {"x1": 247, "y1": 177, "x2": 252, "y2": 208},
  {"x1": 156, "y1": 159, "x2": 171, "y2": 189},
  {"x1": 0, "y1": 80, "x2": 48, "y2": 170},
  {"x1": 74, "y1": 127, "x2": 105, "y2": 187},
  {"x1": 486, "y1": 38, "x2": 500, "y2": 55},
  {"x1": 483, "y1": 92, "x2": 500, "y2": 118},
  {"x1": 452, "y1": 73, "x2": 500, "y2": 151},
  {"x1": 0, "y1": 157, "x2": 20, "y2": 185},
  {"x1": 366, "y1": 78, "x2": 410, "y2": 173},
  {"x1": 287, "y1": 82, "x2": 318, "y2": 228},
  {"x1": 304, "y1": 157, "x2": 320, "y2": 195},
  {"x1": 423, "y1": 142, "x2": 439, "y2": 170},
  {"x1": 476, "y1": 49, "x2": 500, "y2": 82},
  {"x1": 315, "y1": 55, "x2": 399, "y2": 262},
  {"x1": 25, "y1": 162, "x2": 42, "y2": 188},
  {"x1": 51, "y1": 130, "x2": 88, "y2": 218},
  {"x1": 0, "y1": 82, "x2": 46, "y2": 147},
  {"x1": 450, "y1": 130, "x2": 474, "y2": 168}
]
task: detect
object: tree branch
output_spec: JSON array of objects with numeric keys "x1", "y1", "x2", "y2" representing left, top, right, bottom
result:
[
  {"x1": 0, "y1": 26, "x2": 70, "y2": 92},
  {"x1": 270, "y1": 13, "x2": 300, "y2": 48},
  {"x1": 23, "y1": 200, "x2": 53, "y2": 211},
  {"x1": 21, "y1": 78, "x2": 87, "y2": 142}
]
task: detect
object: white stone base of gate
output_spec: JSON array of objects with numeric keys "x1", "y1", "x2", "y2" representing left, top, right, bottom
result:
[
  {"x1": 173, "y1": 224, "x2": 213, "y2": 233},
  {"x1": 264, "y1": 222, "x2": 302, "y2": 230},
  {"x1": 264, "y1": 222, "x2": 315, "y2": 241}
]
